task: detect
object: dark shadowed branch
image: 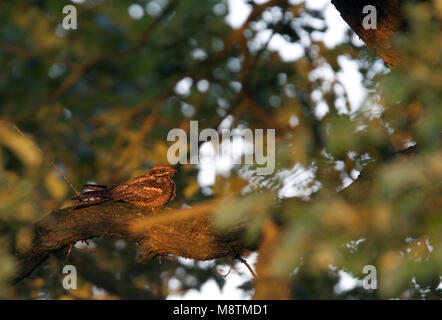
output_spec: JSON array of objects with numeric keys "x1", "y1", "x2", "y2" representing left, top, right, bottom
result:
[{"x1": 331, "y1": 0, "x2": 404, "y2": 67}]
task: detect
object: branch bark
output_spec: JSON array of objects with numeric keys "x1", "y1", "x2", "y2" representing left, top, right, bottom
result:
[
  {"x1": 331, "y1": 0, "x2": 404, "y2": 67},
  {"x1": 12, "y1": 200, "x2": 255, "y2": 285}
]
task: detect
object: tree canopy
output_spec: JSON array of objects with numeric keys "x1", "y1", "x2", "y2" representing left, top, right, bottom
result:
[{"x1": 0, "y1": 0, "x2": 441, "y2": 299}]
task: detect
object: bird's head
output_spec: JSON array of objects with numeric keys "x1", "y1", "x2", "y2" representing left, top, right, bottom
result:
[{"x1": 147, "y1": 166, "x2": 176, "y2": 178}]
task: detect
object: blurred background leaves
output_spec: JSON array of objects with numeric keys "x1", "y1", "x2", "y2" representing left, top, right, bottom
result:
[{"x1": 0, "y1": 0, "x2": 441, "y2": 299}]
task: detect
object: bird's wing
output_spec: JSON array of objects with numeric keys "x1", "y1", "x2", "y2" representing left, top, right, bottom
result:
[{"x1": 110, "y1": 183, "x2": 163, "y2": 201}]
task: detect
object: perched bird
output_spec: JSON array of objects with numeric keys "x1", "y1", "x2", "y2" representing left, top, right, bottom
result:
[{"x1": 73, "y1": 166, "x2": 176, "y2": 209}]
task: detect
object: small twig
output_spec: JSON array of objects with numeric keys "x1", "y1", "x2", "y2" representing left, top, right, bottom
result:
[
  {"x1": 11, "y1": 124, "x2": 80, "y2": 196},
  {"x1": 65, "y1": 243, "x2": 73, "y2": 262},
  {"x1": 236, "y1": 255, "x2": 258, "y2": 280},
  {"x1": 214, "y1": 264, "x2": 233, "y2": 278},
  {"x1": 385, "y1": 144, "x2": 417, "y2": 160},
  {"x1": 158, "y1": 255, "x2": 176, "y2": 264}
]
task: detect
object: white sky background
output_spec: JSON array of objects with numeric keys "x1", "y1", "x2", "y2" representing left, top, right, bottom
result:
[{"x1": 167, "y1": 0, "x2": 367, "y2": 300}]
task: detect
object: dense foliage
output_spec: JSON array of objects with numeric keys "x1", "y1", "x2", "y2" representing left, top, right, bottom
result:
[{"x1": 0, "y1": 0, "x2": 440, "y2": 299}]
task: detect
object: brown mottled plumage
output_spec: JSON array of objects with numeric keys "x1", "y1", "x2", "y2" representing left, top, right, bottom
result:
[{"x1": 73, "y1": 166, "x2": 176, "y2": 209}]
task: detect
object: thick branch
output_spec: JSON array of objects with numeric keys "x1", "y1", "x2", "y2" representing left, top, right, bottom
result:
[
  {"x1": 332, "y1": 0, "x2": 404, "y2": 67},
  {"x1": 13, "y1": 200, "x2": 254, "y2": 284}
]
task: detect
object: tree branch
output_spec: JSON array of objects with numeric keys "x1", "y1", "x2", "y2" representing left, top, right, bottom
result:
[
  {"x1": 12, "y1": 200, "x2": 255, "y2": 285},
  {"x1": 331, "y1": 0, "x2": 404, "y2": 67}
]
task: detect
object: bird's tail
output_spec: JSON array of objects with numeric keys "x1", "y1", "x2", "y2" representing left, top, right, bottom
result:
[
  {"x1": 81, "y1": 184, "x2": 109, "y2": 192},
  {"x1": 72, "y1": 188, "x2": 113, "y2": 209}
]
